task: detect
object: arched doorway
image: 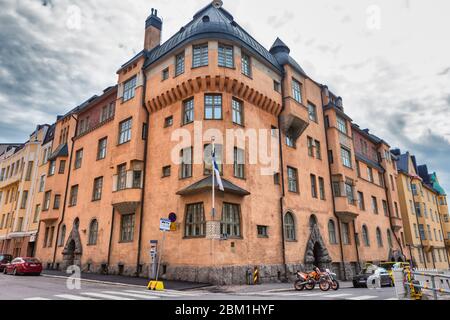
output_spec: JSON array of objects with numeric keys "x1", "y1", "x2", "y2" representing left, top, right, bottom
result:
[
  {"x1": 65, "y1": 239, "x2": 76, "y2": 266},
  {"x1": 61, "y1": 219, "x2": 82, "y2": 270},
  {"x1": 304, "y1": 218, "x2": 332, "y2": 270}
]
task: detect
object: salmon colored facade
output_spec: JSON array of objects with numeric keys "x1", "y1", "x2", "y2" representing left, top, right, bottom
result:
[{"x1": 2, "y1": 1, "x2": 448, "y2": 284}]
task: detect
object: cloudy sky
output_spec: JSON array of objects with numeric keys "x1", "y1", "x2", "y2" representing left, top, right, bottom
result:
[{"x1": 0, "y1": 0, "x2": 449, "y2": 191}]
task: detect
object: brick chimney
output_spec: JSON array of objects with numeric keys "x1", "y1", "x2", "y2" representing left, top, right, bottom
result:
[{"x1": 144, "y1": 8, "x2": 162, "y2": 51}]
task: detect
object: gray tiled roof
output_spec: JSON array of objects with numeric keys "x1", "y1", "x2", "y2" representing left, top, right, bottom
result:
[
  {"x1": 396, "y1": 153, "x2": 409, "y2": 173},
  {"x1": 144, "y1": 3, "x2": 286, "y2": 73}
]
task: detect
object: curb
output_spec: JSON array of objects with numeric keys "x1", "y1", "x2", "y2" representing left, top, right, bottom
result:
[{"x1": 41, "y1": 274, "x2": 147, "y2": 289}]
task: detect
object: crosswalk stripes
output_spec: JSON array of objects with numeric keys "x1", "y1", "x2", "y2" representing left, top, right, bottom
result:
[
  {"x1": 54, "y1": 294, "x2": 98, "y2": 301},
  {"x1": 346, "y1": 295, "x2": 378, "y2": 300},
  {"x1": 102, "y1": 291, "x2": 158, "y2": 299},
  {"x1": 323, "y1": 293, "x2": 352, "y2": 298},
  {"x1": 384, "y1": 297, "x2": 399, "y2": 300},
  {"x1": 79, "y1": 292, "x2": 135, "y2": 300},
  {"x1": 124, "y1": 289, "x2": 202, "y2": 298}
]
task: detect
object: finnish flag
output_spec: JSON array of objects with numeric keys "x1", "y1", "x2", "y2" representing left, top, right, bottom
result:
[{"x1": 212, "y1": 149, "x2": 224, "y2": 191}]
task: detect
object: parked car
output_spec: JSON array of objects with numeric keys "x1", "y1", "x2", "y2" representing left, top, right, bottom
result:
[
  {"x1": 3, "y1": 257, "x2": 42, "y2": 276},
  {"x1": 0, "y1": 254, "x2": 13, "y2": 272},
  {"x1": 379, "y1": 261, "x2": 410, "y2": 283},
  {"x1": 352, "y1": 265, "x2": 393, "y2": 288}
]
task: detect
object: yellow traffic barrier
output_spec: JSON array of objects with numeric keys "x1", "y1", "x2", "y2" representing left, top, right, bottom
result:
[
  {"x1": 253, "y1": 267, "x2": 259, "y2": 285},
  {"x1": 148, "y1": 281, "x2": 165, "y2": 291}
]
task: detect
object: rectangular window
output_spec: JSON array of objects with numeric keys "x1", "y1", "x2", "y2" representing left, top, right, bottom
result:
[
  {"x1": 20, "y1": 191, "x2": 28, "y2": 209},
  {"x1": 287, "y1": 167, "x2": 298, "y2": 193},
  {"x1": 394, "y1": 202, "x2": 399, "y2": 218},
  {"x1": 142, "y1": 123, "x2": 148, "y2": 140},
  {"x1": 164, "y1": 116, "x2": 174, "y2": 128},
  {"x1": 367, "y1": 167, "x2": 373, "y2": 183},
  {"x1": 382, "y1": 200, "x2": 388, "y2": 216},
  {"x1": 218, "y1": 44, "x2": 234, "y2": 68},
  {"x1": 257, "y1": 226, "x2": 268, "y2": 238},
  {"x1": 175, "y1": 52, "x2": 185, "y2": 76},
  {"x1": 162, "y1": 166, "x2": 171, "y2": 178},
  {"x1": 180, "y1": 147, "x2": 193, "y2": 179},
  {"x1": 120, "y1": 214, "x2": 135, "y2": 242},
  {"x1": 342, "y1": 222, "x2": 350, "y2": 245},
  {"x1": 100, "y1": 102, "x2": 115, "y2": 122},
  {"x1": 132, "y1": 171, "x2": 142, "y2": 188},
  {"x1": 39, "y1": 175, "x2": 45, "y2": 192},
  {"x1": 48, "y1": 160, "x2": 56, "y2": 176},
  {"x1": 341, "y1": 147, "x2": 352, "y2": 168},
  {"x1": 308, "y1": 103, "x2": 317, "y2": 122},
  {"x1": 319, "y1": 177, "x2": 325, "y2": 200},
  {"x1": 118, "y1": 118, "x2": 132, "y2": 144},
  {"x1": 233, "y1": 147, "x2": 245, "y2": 179},
  {"x1": 123, "y1": 76, "x2": 137, "y2": 102},
  {"x1": 92, "y1": 177, "x2": 103, "y2": 201},
  {"x1": 372, "y1": 196, "x2": 378, "y2": 214},
  {"x1": 390, "y1": 175, "x2": 395, "y2": 191},
  {"x1": 25, "y1": 161, "x2": 33, "y2": 181},
  {"x1": 292, "y1": 79, "x2": 303, "y2": 103},
  {"x1": 221, "y1": 203, "x2": 241, "y2": 238},
  {"x1": 59, "y1": 160, "x2": 66, "y2": 174},
  {"x1": 162, "y1": 67, "x2": 169, "y2": 81},
  {"x1": 273, "y1": 173, "x2": 280, "y2": 185},
  {"x1": 273, "y1": 80, "x2": 281, "y2": 93},
  {"x1": 378, "y1": 172, "x2": 384, "y2": 187},
  {"x1": 241, "y1": 52, "x2": 251, "y2": 77},
  {"x1": 358, "y1": 191, "x2": 365, "y2": 210},
  {"x1": 315, "y1": 140, "x2": 321, "y2": 159},
  {"x1": 328, "y1": 150, "x2": 334, "y2": 164},
  {"x1": 307, "y1": 137, "x2": 314, "y2": 157},
  {"x1": 53, "y1": 194, "x2": 61, "y2": 209},
  {"x1": 336, "y1": 116, "x2": 347, "y2": 134},
  {"x1": 74, "y1": 149, "x2": 83, "y2": 169},
  {"x1": 97, "y1": 138, "x2": 107, "y2": 160},
  {"x1": 69, "y1": 185, "x2": 78, "y2": 206},
  {"x1": 33, "y1": 205, "x2": 40, "y2": 223},
  {"x1": 346, "y1": 182, "x2": 355, "y2": 205},
  {"x1": 117, "y1": 164, "x2": 127, "y2": 190},
  {"x1": 183, "y1": 99, "x2": 194, "y2": 125},
  {"x1": 204, "y1": 94, "x2": 222, "y2": 120},
  {"x1": 286, "y1": 135, "x2": 295, "y2": 148},
  {"x1": 185, "y1": 203, "x2": 205, "y2": 237},
  {"x1": 310, "y1": 174, "x2": 318, "y2": 198},
  {"x1": 192, "y1": 44, "x2": 208, "y2": 68},
  {"x1": 43, "y1": 191, "x2": 51, "y2": 211},
  {"x1": 204, "y1": 144, "x2": 223, "y2": 175},
  {"x1": 418, "y1": 224, "x2": 426, "y2": 240},
  {"x1": 232, "y1": 98, "x2": 244, "y2": 125}
]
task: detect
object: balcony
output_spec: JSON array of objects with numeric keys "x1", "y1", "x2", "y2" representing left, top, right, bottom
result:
[
  {"x1": 279, "y1": 99, "x2": 310, "y2": 141},
  {"x1": 390, "y1": 217, "x2": 403, "y2": 231},
  {"x1": 112, "y1": 175, "x2": 142, "y2": 215},
  {"x1": 40, "y1": 209, "x2": 60, "y2": 222},
  {"x1": 334, "y1": 196, "x2": 359, "y2": 223}
]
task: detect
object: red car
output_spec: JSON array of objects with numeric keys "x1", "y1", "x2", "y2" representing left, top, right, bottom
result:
[{"x1": 3, "y1": 257, "x2": 42, "y2": 276}]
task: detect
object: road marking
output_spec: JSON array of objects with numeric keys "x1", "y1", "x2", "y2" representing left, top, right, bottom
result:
[
  {"x1": 347, "y1": 295, "x2": 378, "y2": 300},
  {"x1": 80, "y1": 292, "x2": 134, "y2": 300},
  {"x1": 385, "y1": 297, "x2": 399, "y2": 300},
  {"x1": 102, "y1": 291, "x2": 158, "y2": 299},
  {"x1": 55, "y1": 294, "x2": 98, "y2": 301},
  {"x1": 324, "y1": 293, "x2": 352, "y2": 298},
  {"x1": 125, "y1": 289, "x2": 200, "y2": 298},
  {"x1": 24, "y1": 297, "x2": 51, "y2": 300}
]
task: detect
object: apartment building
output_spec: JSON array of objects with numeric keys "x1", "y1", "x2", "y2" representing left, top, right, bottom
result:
[
  {"x1": 394, "y1": 150, "x2": 449, "y2": 269},
  {"x1": 25, "y1": 1, "x2": 417, "y2": 284},
  {"x1": 0, "y1": 125, "x2": 50, "y2": 257}
]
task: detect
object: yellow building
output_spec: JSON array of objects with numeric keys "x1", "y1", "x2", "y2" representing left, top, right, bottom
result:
[
  {"x1": 0, "y1": 125, "x2": 51, "y2": 257},
  {"x1": 394, "y1": 150, "x2": 449, "y2": 270}
]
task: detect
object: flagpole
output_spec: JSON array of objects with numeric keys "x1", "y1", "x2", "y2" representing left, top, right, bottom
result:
[{"x1": 212, "y1": 137, "x2": 215, "y2": 220}]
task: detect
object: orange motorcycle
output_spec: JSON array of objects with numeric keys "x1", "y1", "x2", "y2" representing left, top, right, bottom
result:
[{"x1": 294, "y1": 266, "x2": 331, "y2": 291}]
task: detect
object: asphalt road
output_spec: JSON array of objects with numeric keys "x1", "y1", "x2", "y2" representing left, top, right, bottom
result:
[{"x1": 0, "y1": 273, "x2": 398, "y2": 301}]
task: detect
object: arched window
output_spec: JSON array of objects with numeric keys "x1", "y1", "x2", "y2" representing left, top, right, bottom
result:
[
  {"x1": 74, "y1": 218, "x2": 80, "y2": 230},
  {"x1": 88, "y1": 219, "x2": 98, "y2": 245},
  {"x1": 328, "y1": 220, "x2": 337, "y2": 244},
  {"x1": 362, "y1": 225, "x2": 370, "y2": 246},
  {"x1": 221, "y1": 203, "x2": 241, "y2": 237},
  {"x1": 284, "y1": 213, "x2": 296, "y2": 241},
  {"x1": 387, "y1": 229, "x2": 393, "y2": 248},
  {"x1": 376, "y1": 227, "x2": 383, "y2": 247},
  {"x1": 309, "y1": 215, "x2": 318, "y2": 230},
  {"x1": 58, "y1": 224, "x2": 66, "y2": 247},
  {"x1": 185, "y1": 203, "x2": 206, "y2": 237}
]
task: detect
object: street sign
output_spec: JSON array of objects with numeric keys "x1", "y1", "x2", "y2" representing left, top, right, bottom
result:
[
  {"x1": 169, "y1": 212, "x2": 177, "y2": 223},
  {"x1": 160, "y1": 219, "x2": 171, "y2": 231},
  {"x1": 170, "y1": 222, "x2": 177, "y2": 232}
]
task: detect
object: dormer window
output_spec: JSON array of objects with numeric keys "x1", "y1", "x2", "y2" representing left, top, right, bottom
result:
[{"x1": 292, "y1": 79, "x2": 303, "y2": 104}]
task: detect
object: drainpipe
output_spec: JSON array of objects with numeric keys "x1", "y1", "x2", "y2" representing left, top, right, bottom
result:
[
  {"x1": 52, "y1": 114, "x2": 79, "y2": 267},
  {"x1": 106, "y1": 207, "x2": 115, "y2": 272},
  {"x1": 277, "y1": 74, "x2": 288, "y2": 282},
  {"x1": 320, "y1": 86, "x2": 346, "y2": 280},
  {"x1": 135, "y1": 67, "x2": 150, "y2": 277},
  {"x1": 381, "y1": 171, "x2": 404, "y2": 259},
  {"x1": 352, "y1": 220, "x2": 361, "y2": 269},
  {"x1": 410, "y1": 177, "x2": 427, "y2": 268}
]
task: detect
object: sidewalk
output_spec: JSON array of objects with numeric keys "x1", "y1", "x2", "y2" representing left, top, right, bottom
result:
[
  {"x1": 42, "y1": 270, "x2": 211, "y2": 291},
  {"x1": 205, "y1": 281, "x2": 354, "y2": 294}
]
